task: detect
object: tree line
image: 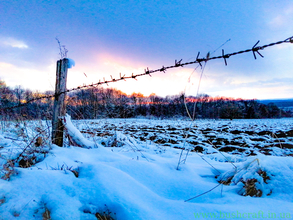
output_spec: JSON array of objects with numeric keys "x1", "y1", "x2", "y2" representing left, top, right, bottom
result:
[{"x1": 0, "y1": 79, "x2": 291, "y2": 120}]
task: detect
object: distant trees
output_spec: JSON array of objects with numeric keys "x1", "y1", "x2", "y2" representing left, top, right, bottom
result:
[
  {"x1": 219, "y1": 102, "x2": 243, "y2": 120},
  {"x1": 0, "y1": 78, "x2": 291, "y2": 120},
  {"x1": 0, "y1": 80, "x2": 53, "y2": 120}
]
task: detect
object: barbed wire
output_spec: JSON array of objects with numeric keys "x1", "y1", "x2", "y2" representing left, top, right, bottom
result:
[{"x1": 1, "y1": 36, "x2": 293, "y2": 111}]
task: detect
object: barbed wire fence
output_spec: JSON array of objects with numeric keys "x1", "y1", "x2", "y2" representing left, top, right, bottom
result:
[
  {"x1": 0, "y1": 36, "x2": 292, "y2": 202},
  {"x1": 2, "y1": 36, "x2": 293, "y2": 114},
  {"x1": 1, "y1": 36, "x2": 292, "y2": 112},
  {"x1": 0, "y1": 36, "x2": 292, "y2": 146},
  {"x1": 0, "y1": 36, "x2": 292, "y2": 205}
]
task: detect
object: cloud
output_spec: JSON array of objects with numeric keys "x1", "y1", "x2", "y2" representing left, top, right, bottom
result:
[
  {"x1": 0, "y1": 62, "x2": 55, "y2": 91},
  {"x1": 267, "y1": 4, "x2": 293, "y2": 29},
  {"x1": 270, "y1": 16, "x2": 284, "y2": 27},
  {"x1": 204, "y1": 76, "x2": 293, "y2": 99},
  {"x1": 64, "y1": 54, "x2": 194, "y2": 97},
  {"x1": 0, "y1": 37, "x2": 29, "y2": 49}
]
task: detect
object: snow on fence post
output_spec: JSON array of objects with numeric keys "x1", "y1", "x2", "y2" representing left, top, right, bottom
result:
[{"x1": 52, "y1": 58, "x2": 69, "y2": 147}]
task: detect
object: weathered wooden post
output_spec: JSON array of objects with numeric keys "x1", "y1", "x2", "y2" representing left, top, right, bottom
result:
[{"x1": 52, "y1": 58, "x2": 68, "y2": 147}]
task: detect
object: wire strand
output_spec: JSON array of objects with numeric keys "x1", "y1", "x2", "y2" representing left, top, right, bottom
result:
[{"x1": 1, "y1": 36, "x2": 292, "y2": 111}]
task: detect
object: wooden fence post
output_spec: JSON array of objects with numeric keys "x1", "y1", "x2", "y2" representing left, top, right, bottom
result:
[{"x1": 52, "y1": 58, "x2": 68, "y2": 147}]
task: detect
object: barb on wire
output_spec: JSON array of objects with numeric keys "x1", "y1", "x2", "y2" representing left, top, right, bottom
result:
[
  {"x1": 1, "y1": 36, "x2": 292, "y2": 111},
  {"x1": 175, "y1": 59, "x2": 183, "y2": 67},
  {"x1": 222, "y1": 49, "x2": 229, "y2": 66},
  {"x1": 160, "y1": 66, "x2": 167, "y2": 73},
  {"x1": 196, "y1": 52, "x2": 203, "y2": 68},
  {"x1": 252, "y1": 40, "x2": 264, "y2": 59}
]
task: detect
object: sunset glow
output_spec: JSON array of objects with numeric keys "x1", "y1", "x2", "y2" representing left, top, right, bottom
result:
[{"x1": 0, "y1": 1, "x2": 292, "y2": 99}]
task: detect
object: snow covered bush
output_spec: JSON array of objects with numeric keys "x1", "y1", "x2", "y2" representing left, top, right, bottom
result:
[
  {"x1": 0, "y1": 120, "x2": 52, "y2": 179},
  {"x1": 217, "y1": 158, "x2": 272, "y2": 197}
]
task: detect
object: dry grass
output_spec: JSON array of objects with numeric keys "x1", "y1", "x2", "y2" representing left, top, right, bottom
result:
[
  {"x1": 82, "y1": 204, "x2": 117, "y2": 220},
  {"x1": 95, "y1": 211, "x2": 116, "y2": 220},
  {"x1": 50, "y1": 164, "x2": 80, "y2": 178},
  {"x1": 0, "y1": 160, "x2": 17, "y2": 180},
  {"x1": 0, "y1": 196, "x2": 6, "y2": 206},
  {"x1": 12, "y1": 211, "x2": 20, "y2": 217},
  {"x1": 241, "y1": 178, "x2": 263, "y2": 197},
  {"x1": 42, "y1": 206, "x2": 51, "y2": 220}
]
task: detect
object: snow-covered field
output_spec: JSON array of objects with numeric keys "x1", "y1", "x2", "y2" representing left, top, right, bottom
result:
[{"x1": 0, "y1": 117, "x2": 293, "y2": 219}]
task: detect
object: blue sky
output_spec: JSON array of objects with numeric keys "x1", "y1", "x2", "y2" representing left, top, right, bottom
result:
[{"x1": 0, "y1": 0, "x2": 292, "y2": 99}]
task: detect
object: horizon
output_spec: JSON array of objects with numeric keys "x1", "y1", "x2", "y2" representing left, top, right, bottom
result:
[
  {"x1": 1, "y1": 1, "x2": 293, "y2": 100},
  {"x1": 1, "y1": 77, "x2": 293, "y2": 102}
]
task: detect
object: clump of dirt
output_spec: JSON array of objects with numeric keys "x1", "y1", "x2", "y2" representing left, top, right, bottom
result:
[{"x1": 191, "y1": 146, "x2": 204, "y2": 153}]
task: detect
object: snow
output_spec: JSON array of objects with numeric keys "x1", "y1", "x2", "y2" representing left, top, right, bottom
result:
[
  {"x1": 67, "y1": 58, "x2": 75, "y2": 69},
  {"x1": 61, "y1": 114, "x2": 97, "y2": 148},
  {"x1": 0, "y1": 118, "x2": 293, "y2": 219}
]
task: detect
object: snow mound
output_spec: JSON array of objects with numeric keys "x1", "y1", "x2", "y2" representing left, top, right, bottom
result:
[
  {"x1": 1, "y1": 118, "x2": 293, "y2": 219},
  {"x1": 218, "y1": 155, "x2": 293, "y2": 199}
]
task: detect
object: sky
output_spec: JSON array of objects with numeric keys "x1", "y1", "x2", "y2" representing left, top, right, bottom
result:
[{"x1": 0, "y1": 0, "x2": 293, "y2": 99}]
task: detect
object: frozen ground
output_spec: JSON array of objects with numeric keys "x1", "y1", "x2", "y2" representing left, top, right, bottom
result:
[{"x1": 0, "y1": 117, "x2": 293, "y2": 219}]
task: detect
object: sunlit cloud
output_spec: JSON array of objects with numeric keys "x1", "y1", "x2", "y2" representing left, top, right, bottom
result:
[
  {"x1": 97, "y1": 55, "x2": 200, "y2": 96},
  {"x1": 0, "y1": 37, "x2": 29, "y2": 49},
  {"x1": 62, "y1": 54, "x2": 196, "y2": 97},
  {"x1": 208, "y1": 84, "x2": 293, "y2": 100},
  {"x1": 64, "y1": 51, "x2": 293, "y2": 99},
  {"x1": 64, "y1": 54, "x2": 146, "y2": 91},
  {"x1": 203, "y1": 75, "x2": 293, "y2": 99},
  {"x1": 0, "y1": 62, "x2": 54, "y2": 91},
  {"x1": 1, "y1": 47, "x2": 292, "y2": 100},
  {"x1": 180, "y1": 62, "x2": 293, "y2": 99},
  {"x1": 112, "y1": 69, "x2": 194, "y2": 97}
]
